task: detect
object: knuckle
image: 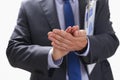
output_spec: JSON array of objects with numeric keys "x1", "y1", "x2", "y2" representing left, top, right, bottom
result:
[
  {"x1": 54, "y1": 40, "x2": 59, "y2": 44},
  {"x1": 59, "y1": 37, "x2": 64, "y2": 41}
]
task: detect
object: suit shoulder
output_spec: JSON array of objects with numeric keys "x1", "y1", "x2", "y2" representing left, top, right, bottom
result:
[
  {"x1": 21, "y1": 0, "x2": 39, "y2": 6},
  {"x1": 22, "y1": 0, "x2": 32, "y2": 4},
  {"x1": 96, "y1": 0, "x2": 109, "y2": 8},
  {"x1": 97, "y1": 0, "x2": 109, "y2": 3},
  {"x1": 20, "y1": 0, "x2": 42, "y2": 11}
]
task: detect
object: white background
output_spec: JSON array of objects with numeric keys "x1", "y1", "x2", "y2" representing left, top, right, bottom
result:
[{"x1": 0, "y1": 0, "x2": 119, "y2": 80}]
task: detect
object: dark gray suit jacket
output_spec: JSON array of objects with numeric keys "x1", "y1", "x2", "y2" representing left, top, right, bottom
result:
[{"x1": 6, "y1": 0, "x2": 119, "y2": 80}]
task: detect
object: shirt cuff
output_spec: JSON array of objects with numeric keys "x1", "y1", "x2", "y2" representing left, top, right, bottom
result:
[
  {"x1": 76, "y1": 38, "x2": 90, "y2": 56},
  {"x1": 48, "y1": 48, "x2": 63, "y2": 69}
]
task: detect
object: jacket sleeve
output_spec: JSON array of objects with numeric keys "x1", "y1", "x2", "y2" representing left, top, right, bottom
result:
[
  {"x1": 6, "y1": 1, "x2": 52, "y2": 74},
  {"x1": 82, "y1": 0, "x2": 119, "y2": 64}
]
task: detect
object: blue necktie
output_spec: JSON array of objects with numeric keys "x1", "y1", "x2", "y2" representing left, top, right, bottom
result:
[{"x1": 63, "y1": 0, "x2": 81, "y2": 80}]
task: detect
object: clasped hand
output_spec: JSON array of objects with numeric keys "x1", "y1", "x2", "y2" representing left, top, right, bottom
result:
[{"x1": 48, "y1": 25, "x2": 88, "y2": 61}]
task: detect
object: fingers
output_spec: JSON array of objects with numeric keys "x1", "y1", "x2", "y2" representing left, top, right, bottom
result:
[
  {"x1": 71, "y1": 25, "x2": 79, "y2": 34},
  {"x1": 65, "y1": 26, "x2": 72, "y2": 33},
  {"x1": 51, "y1": 42, "x2": 68, "y2": 51},
  {"x1": 79, "y1": 30, "x2": 86, "y2": 37},
  {"x1": 47, "y1": 26, "x2": 87, "y2": 52},
  {"x1": 52, "y1": 29, "x2": 74, "y2": 41},
  {"x1": 73, "y1": 30, "x2": 86, "y2": 37},
  {"x1": 73, "y1": 30, "x2": 79, "y2": 37},
  {"x1": 48, "y1": 30, "x2": 73, "y2": 48},
  {"x1": 65, "y1": 25, "x2": 79, "y2": 34}
]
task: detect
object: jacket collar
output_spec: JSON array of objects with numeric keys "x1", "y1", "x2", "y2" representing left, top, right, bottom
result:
[{"x1": 39, "y1": 0, "x2": 60, "y2": 30}]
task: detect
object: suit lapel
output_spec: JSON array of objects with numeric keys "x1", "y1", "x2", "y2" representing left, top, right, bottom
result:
[
  {"x1": 39, "y1": 0, "x2": 87, "y2": 30},
  {"x1": 39, "y1": 0, "x2": 60, "y2": 30},
  {"x1": 79, "y1": 0, "x2": 87, "y2": 29}
]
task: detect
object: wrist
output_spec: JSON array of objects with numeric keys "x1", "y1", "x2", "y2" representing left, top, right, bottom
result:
[
  {"x1": 76, "y1": 42, "x2": 88, "y2": 54},
  {"x1": 52, "y1": 52, "x2": 62, "y2": 61},
  {"x1": 52, "y1": 48, "x2": 68, "y2": 61}
]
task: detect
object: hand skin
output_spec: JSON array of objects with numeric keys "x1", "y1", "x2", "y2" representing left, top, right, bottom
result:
[
  {"x1": 48, "y1": 26, "x2": 88, "y2": 61},
  {"x1": 66, "y1": 25, "x2": 79, "y2": 35}
]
